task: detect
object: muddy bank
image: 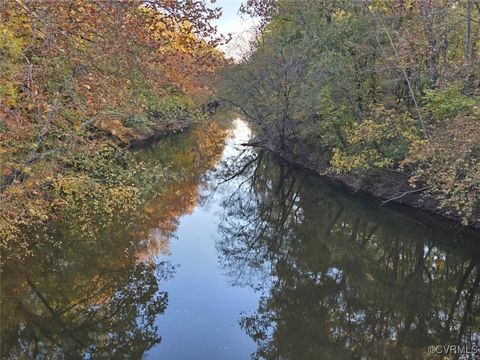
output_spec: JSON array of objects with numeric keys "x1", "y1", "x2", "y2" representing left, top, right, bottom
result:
[
  {"x1": 124, "y1": 100, "x2": 220, "y2": 147},
  {"x1": 126, "y1": 119, "x2": 192, "y2": 148},
  {"x1": 248, "y1": 138, "x2": 480, "y2": 231}
]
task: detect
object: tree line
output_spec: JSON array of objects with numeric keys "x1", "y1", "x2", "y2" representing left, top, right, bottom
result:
[
  {"x1": 221, "y1": 0, "x2": 480, "y2": 227},
  {"x1": 0, "y1": 0, "x2": 225, "y2": 261}
]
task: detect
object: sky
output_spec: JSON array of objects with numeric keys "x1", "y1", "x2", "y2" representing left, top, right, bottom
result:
[
  {"x1": 213, "y1": 0, "x2": 246, "y2": 36},
  {"x1": 212, "y1": 0, "x2": 259, "y2": 59}
]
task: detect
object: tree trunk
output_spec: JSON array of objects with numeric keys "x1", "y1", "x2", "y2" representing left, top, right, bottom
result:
[{"x1": 466, "y1": 0, "x2": 473, "y2": 58}]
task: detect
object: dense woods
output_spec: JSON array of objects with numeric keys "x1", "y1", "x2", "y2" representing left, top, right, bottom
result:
[
  {"x1": 1, "y1": 2, "x2": 480, "y2": 356},
  {"x1": 0, "y1": 0, "x2": 224, "y2": 261},
  {"x1": 221, "y1": 0, "x2": 480, "y2": 228}
]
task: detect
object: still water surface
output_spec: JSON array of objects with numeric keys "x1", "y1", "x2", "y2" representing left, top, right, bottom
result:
[
  {"x1": 144, "y1": 120, "x2": 260, "y2": 359},
  {"x1": 1, "y1": 117, "x2": 479, "y2": 359}
]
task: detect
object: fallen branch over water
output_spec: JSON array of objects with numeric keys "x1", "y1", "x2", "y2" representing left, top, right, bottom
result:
[{"x1": 380, "y1": 187, "x2": 428, "y2": 206}]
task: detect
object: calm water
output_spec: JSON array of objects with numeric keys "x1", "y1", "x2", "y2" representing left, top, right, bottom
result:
[{"x1": 1, "y1": 117, "x2": 479, "y2": 359}]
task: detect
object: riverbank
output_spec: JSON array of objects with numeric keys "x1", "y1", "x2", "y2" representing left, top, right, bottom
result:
[
  {"x1": 0, "y1": 111, "x2": 208, "y2": 264},
  {"x1": 220, "y1": 1, "x2": 479, "y2": 232},
  {"x1": 126, "y1": 100, "x2": 221, "y2": 147},
  {"x1": 249, "y1": 137, "x2": 480, "y2": 231},
  {"x1": 119, "y1": 117, "x2": 192, "y2": 148},
  {"x1": 2, "y1": 116, "x2": 479, "y2": 359}
]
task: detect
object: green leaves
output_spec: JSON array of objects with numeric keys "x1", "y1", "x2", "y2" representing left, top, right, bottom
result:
[
  {"x1": 222, "y1": 0, "x2": 480, "y2": 226},
  {"x1": 423, "y1": 84, "x2": 478, "y2": 122},
  {"x1": 404, "y1": 116, "x2": 480, "y2": 226}
]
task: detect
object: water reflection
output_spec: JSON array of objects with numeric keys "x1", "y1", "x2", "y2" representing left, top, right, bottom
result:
[
  {"x1": 1, "y1": 118, "x2": 479, "y2": 359},
  {"x1": 0, "y1": 122, "x2": 229, "y2": 359},
  {"x1": 1, "y1": 237, "x2": 171, "y2": 359},
  {"x1": 133, "y1": 121, "x2": 228, "y2": 261},
  {"x1": 216, "y1": 149, "x2": 480, "y2": 359}
]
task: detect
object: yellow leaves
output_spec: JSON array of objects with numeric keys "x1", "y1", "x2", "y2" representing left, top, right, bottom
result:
[
  {"x1": 144, "y1": 206, "x2": 154, "y2": 214},
  {"x1": 0, "y1": 23, "x2": 25, "y2": 57},
  {"x1": 0, "y1": 83, "x2": 18, "y2": 107},
  {"x1": 435, "y1": 259, "x2": 445, "y2": 272},
  {"x1": 332, "y1": 9, "x2": 350, "y2": 20},
  {"x1": 331, "y1": 147, "x2": 389, "y2": 173},
  {"x1": 1, "y1": 178, "x2": 51, "y2": 256},
  {"x1": 330, "y1": 105, "x2": 421, "y2": 174},
  {"x1": 368, "y1": 0, "x2": 391, "y2": 13},
  {"x1": 345, "y1": 119, "x2": 389, "y2": 145},
  {"x1": 180, "y1": 19, "x2": 192, "y2": 30},
  {"x1": 26, "y1": 207, "x2": 48, "y2": 221},
  {"x1": 106, "y1": 186, "x2": 140, "y2": 212},
  {"x1": 404, "y1": 115, "x2": 480, "y2": 226},
  {"x1": 22, "y1": 166, "x2": 32, "y2": 176},
  {"x1": 0, "y1": 21, "x2": 27, "y2": 107}
]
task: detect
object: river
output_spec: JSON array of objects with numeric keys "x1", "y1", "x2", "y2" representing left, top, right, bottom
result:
[{"x1": 1, "y1": 117, "x2": 479, "y2": 359}]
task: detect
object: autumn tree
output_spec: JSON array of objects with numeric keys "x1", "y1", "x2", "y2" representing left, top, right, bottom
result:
[
  {"x1": 221, "y1": 0, "x2": 480, "y2": 227},
  {"x1": 0, "y1": 0, "x2": 225, "y2": 261}
]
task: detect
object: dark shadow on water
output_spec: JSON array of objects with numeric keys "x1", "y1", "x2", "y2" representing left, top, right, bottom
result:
[{"x1": 215, "y1": 148, "x2": 480, "y2": 360}]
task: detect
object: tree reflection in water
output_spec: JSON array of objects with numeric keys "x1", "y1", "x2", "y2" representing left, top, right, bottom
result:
[
  {"x1": 216, "y1": 149, "x2": 480, "y2": 360},
  {"x1": 1, "y1": 243, "x2": 172, "y2": 359},
  {"x1": 0, "y1": 122, "x2": 229, "y2": 359}
]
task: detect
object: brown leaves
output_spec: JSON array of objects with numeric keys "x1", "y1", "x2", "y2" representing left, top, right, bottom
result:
[
  {"x1": 0, "y1": 0, "x2": 225, "y2": 262},
  {"x1": 404, "y1": 115, "x2": 480, "y2": 226}
]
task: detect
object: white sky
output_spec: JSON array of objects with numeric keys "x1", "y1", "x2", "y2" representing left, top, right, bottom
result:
[{"x1": 212, "y1": 0, "x2": 259, "y2": 60}]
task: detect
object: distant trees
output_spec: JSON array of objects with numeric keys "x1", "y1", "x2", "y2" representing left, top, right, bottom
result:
[{"x1": 221, "y1": 0, "x2": 480, "y2": 226}]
